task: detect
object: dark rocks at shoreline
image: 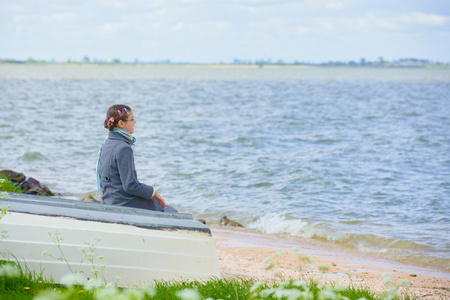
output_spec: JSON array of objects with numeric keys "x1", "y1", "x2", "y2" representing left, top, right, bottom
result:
[
  {"x1": 80, "y1": 194, "x2": 101, "y2": 203},
  {"x1": 1, "y1": 169, "x2": 26, "y2": 183},
  {"x1": 220, "y1": 216, "x2": 244, "y2": 228},
  {"x1": 0, "y1": 169, "x2": 54, "y2": 196}
]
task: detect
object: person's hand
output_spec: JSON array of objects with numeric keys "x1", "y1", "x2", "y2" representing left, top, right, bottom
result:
[{"x1": 152, "y1": 189, "x2": 166, "y2": 207}]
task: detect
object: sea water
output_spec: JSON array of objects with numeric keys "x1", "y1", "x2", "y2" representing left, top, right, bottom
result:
[{"x1": 0, "y1": 65, "x2": 449, "y2": 274}]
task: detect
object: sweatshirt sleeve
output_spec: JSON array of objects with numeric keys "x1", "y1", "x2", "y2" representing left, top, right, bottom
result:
[{"x1": 115, "y1": 145, "x2": 154, "y2": 200}]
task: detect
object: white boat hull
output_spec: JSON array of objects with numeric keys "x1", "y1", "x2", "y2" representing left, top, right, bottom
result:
[{"x1": 0, "y1": 194, "x2": 220, "y2": 286}]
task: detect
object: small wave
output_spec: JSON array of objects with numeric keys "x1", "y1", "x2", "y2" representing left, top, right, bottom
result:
[
  {"x1": 247, "y1": 214, "x2": 332, "y2": 239},
  {"x1": 341, "y1": 220, "x2": 363, "y2": 225},
  {"x1": 253, "y1": 182, "x2": 273, "y2": 187},
  {"x1": 246, "y1": 214, "x2": 450, "y2": 272},
  {"x1": 18, "y1": 151, "x2": 46, "y2": 161},
  {"x1": 339, "y1": 234, "x2": 432, "y2": 252},
  {"x1": 415, "y1": 136, "x2": 429, "y2": 143},
  {"x1": 314, "y1": 139, "x2": 339, "y2": 144},
  {"x1": 56, "y1": 139, "x2": 77, "y2": 143},
  {"x1": 345, "y1": 235, "x2": 450, "y2": 271},
  {"x1": 288, "y1": 122, "x2": 304, "y2": 126},
  {"x1": 236, "y1": 137, "x2": 250, "y2": 143}
]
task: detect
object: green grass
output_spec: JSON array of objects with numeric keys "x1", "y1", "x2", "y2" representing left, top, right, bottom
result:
[
  {"x1": 151, "y1": 278, "x2": 257, "y2": 299},
  {"x1": 0, "y1": 261, "x2": 57, "y2": 300},
  {"x1": 0, "y1": 174, "x2": 23, "y2": 193},
  {"x1": 0, "y1": 260, "x2": 418, "y2": 300}
]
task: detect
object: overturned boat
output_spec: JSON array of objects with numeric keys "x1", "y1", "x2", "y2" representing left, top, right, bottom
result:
[{"x1": 0, "y1": 193, "x2": 220, "y2": 286}]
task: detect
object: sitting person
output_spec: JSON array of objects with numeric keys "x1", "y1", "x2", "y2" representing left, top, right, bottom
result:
[{"x1": 96, "y1": 104, "x2": 177, "y2": 212}]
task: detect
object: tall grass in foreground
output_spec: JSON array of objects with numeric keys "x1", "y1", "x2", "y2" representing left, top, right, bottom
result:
[
  {"x1": 0, "y1": 174, "x2": 23, "y2": 193},
  {"x1": 0, "y1": 261, "x2": 417, "y2": 300}
]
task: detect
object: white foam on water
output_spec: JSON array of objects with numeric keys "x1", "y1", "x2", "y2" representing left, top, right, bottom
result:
[{"x1": 247, "y1": 214, "x2": 333, "y2": 240}]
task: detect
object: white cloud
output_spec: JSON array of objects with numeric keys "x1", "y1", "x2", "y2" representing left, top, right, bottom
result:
[
  {"x1": 12, "y1": 12, "x2": 77, "y2": 25},
  {"x1": 402, "y1": 12, "x2": 448, "y2": 26},
  {"x1": 313, "y1": 14, "x2": 399, "y2": 35},
  {"x1": 99, "y1": 22, "x2": 127, "y2": 34},
  {"x1": 325, "y1": 1, "x2": 344, "y2": 10},
  {"x1": 316, "y1": 19, "x2": 334, "y2": 32},
  {"x1": 367, "y1": 15, "x2": 399, "y2": 30},
  {"x1": 95, "y1": 0, "x2": 166, "y2": 10},
  {"x1": 295, "y1": 26, "x2": 311, "y2": 35},
  {"x1": 172, "y1": 22, "x2": 188, "y2": 31},
  {"x1": 9, "y1": 12, "x2": 79, "y2": 37}
]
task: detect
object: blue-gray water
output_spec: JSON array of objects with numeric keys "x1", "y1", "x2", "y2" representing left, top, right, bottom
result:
[{"x1": 1, "y1": 65, "x2": 449, "y2": 273}]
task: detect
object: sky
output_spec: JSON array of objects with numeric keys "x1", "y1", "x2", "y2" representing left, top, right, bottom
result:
[{"x1": 1, "y1": 0, "x2": 450, "y2": 64}]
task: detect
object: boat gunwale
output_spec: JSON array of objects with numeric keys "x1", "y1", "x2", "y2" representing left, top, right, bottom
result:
[{"x1": 2, "y1": 193, "x2": 211, "y2": 235}]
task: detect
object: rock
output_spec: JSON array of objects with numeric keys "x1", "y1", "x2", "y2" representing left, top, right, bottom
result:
[
  {"x1": 196, "y1": 219, "x2": 206, "y2": 225},
  {"x1": 80, "y1": 194, "x2": 101, "y2": 203},
  {"x1": 219, "y1": 216, "x2": 244, "y2": 228},
  {"x1": 0, "y1": 169, "x2": 26, "y2": 183},
  {"x1": 21, "y1": 177, "x2": 55, "y2": 196},
  {"x1": 0, "y1": 169, "x2": 54, "y2": 196}
]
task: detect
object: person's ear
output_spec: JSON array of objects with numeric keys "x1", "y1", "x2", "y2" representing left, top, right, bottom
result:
[{"x1": 117, "y1": 120, "x2": 125, "y2": 128}]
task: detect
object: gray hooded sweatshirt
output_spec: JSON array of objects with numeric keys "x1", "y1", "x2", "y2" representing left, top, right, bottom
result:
[{"x1": 99, "y1": 131, "x2": 156, "y2": 210}]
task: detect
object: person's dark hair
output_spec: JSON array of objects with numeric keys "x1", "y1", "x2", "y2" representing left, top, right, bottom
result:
[{"x1": 104, "y1": 104, "x2": 132, "y2": 131}]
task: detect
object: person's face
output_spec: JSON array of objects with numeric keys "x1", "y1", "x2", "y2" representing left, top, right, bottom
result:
[{"x1": 121, "y1": 111, "x2": 136, "y2": 134}]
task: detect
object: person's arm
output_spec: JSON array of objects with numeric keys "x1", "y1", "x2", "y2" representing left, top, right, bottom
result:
[{"x1": 116, "y1": 145, "x2": 155, "y2": 200}]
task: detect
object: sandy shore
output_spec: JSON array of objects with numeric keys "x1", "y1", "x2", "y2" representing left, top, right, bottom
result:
[{"x1": 211, "y1": 227, "x2": 449, "y2": 299}]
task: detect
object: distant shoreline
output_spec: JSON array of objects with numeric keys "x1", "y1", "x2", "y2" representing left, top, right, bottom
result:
[
  {"x1": 1, "y1": 61, "x2": 449, "y2": 69},
  {"x1": 2, "y1": 63, "x2": 449, "y2": 81}
]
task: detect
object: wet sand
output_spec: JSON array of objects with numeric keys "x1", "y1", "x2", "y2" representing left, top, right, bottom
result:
[{"x1": 211, "y1": 227, "x2": 450, "y2": 299}]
